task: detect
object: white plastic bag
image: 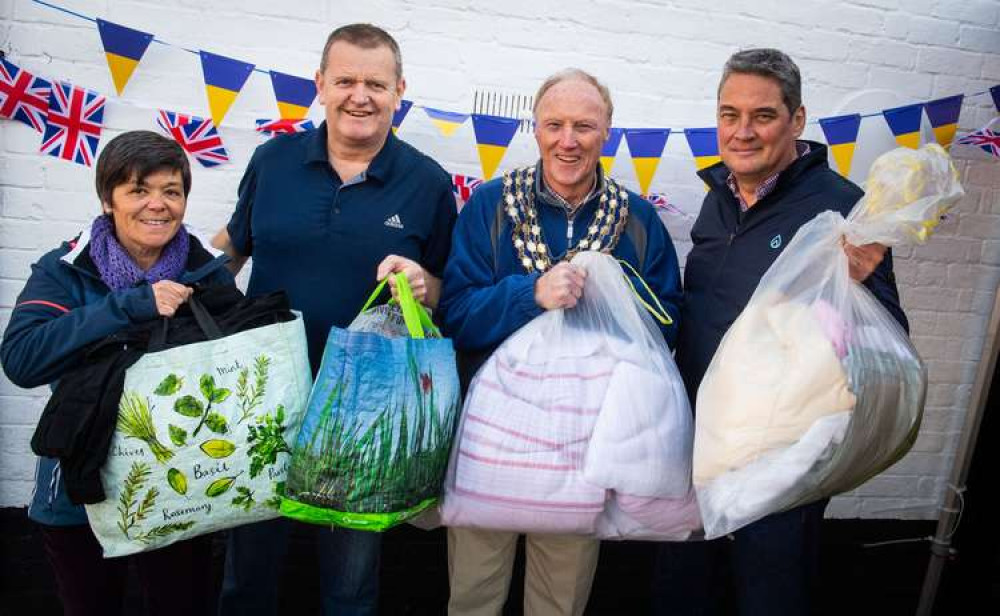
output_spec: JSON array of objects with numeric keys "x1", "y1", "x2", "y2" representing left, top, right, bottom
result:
[
  {"x1": 695, "y1": 144, "x2": 964, "y2": 539},
  {"x1": 440, "y1": 251, "x2": 698, "y2": 540}
]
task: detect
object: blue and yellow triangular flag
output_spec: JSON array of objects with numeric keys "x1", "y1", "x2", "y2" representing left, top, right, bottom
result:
[
  {"x1": 471, "y1": 114, "x2": 520, "y2": 180},
  {"x1": 423, "y1": 106, "x2": 469, "y2": 137},
  {"x1": 96, "y1": 19, "x2": 153, "y2": 95},
  {"x1": 392, "y1": 99, "x2": 413, "y2": 134},
  {"x1": 882, "y1": 103, "x2": 923, "y2": 149},
  {"x1": 199, "y1": 51, "x2": 255, "y2": 126},
  {"x1": 683, "y1": 127, "x2": 721, "y2": 172},
  {"x1": 600, "y1": 128, "x2": 624, "y2": 175},
  {"x1": 924, "y1": 95, "x2": 964, "y2": 149},
  {"x1": 269, "y1": 71, "x2": 315, "y2": 120},
  {"x1": 818, "y1": 114, "x2": 861, "y2": 177},
  {"x1": 624, "y1": 128, "x2": 670, "y2": 196},
  {"x1": 991, "y1": 85, "x2": 1000, "y2": 113}
]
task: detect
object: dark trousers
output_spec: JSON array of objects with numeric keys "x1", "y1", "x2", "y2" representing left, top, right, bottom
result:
[
  {"x1": 218, "y1": 517, "x2": 382, "y2": 616},
  {"x1": 651, "y1": 500, "x2": 828, "y2": 616},
  {"x1": 39, "y1": 523, "x2": 213, "y2": 616}
]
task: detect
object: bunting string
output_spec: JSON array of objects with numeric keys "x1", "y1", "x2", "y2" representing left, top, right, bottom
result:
[{"x1": 6, "y1": 0, "x2": 999, "y2": 193}]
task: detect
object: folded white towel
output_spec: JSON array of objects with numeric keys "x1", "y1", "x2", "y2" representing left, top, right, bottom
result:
[{"x1": 583, "y1": 361, "x2": 692, "y2": 498}]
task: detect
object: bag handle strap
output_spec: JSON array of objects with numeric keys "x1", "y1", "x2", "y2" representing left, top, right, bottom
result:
[
  {"x1": 359, "y1": 273, "x2": 440, "y2": 339},
  {"x1": 360, "y1": 277, "x2": 392, "y2": 315},
  {"x1": 148, "y1": 292, "x2": 223, "y2": 350},
  {"x1": 188, "y1": 295, "x2": 224, "y2": 339},
  {"x1": 617, "y1": 259, "x2": 673, "y2": 326}
]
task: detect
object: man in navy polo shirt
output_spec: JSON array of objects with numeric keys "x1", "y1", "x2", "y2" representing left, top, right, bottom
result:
[{"x1": 212, "y1": 23, "x2": 455, "y2": 616}]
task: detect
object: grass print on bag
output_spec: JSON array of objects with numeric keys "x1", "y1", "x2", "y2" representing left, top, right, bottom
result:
[{"x1": 281, "y1": 274, "x2": 461, "y2": 531}]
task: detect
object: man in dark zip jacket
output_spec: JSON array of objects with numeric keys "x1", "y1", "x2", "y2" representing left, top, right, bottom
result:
[{"x1": 652, "y1": 49, "x2": 907, "y2": 616}]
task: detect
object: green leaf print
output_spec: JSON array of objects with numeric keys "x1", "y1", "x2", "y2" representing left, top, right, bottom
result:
[
  {"x1": 174, "y1": 396, "x2": 204, "y2": 418},
  {"x1": 167, "y1": 468, "x2": 188, "y2": 495},
  {"x1": 199, "y1": 375, "x2": 217, "y2": 401},
  {"x1": 200, "y1": 439, "x2": 236, "y2": 459},
  {"x1": 204, "y1": 412, "x2": 229, "y2": 435},
  {"x1": 168, "y1": 424, "x2": 188, "y2": 447},
  {"x1": 153, "y1": 374, "x2": 184, "y2": 396},
  {"x1": 205, "y1": 476, "x2": 237, "y2": 498}
]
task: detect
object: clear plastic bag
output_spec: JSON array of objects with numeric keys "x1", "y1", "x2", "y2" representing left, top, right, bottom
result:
[
  {"x1": 440, "y1": 251, "x2": 699, "y2": 540},
  {"x1": 694, "y1": 144, "x2": 964, "y2": 539},
  {"x1": 348, "y1": 303, "x2": 417, "y2": 338}
]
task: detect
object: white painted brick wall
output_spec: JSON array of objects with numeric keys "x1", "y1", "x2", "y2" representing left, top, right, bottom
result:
[{"x1": 1, "y1": 0, "x2": 998, "y2": 519}]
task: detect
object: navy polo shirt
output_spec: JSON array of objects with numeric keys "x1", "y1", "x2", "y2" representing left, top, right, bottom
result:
[{"x1": 227, "y1": 123, "x2": 456, "y2": 371}]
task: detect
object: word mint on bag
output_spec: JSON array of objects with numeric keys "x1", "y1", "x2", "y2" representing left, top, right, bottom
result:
[
  {"x1": 281, "y1": 273, "x2": 461, "y2": 531},
  {"x1": 86, "y1": 302, "x2": 311, "y2": 557}
]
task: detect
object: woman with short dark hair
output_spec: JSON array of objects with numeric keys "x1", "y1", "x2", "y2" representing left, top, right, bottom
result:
[{"x1": 1, "y1": 130, "x2": 235, "y2": 616}]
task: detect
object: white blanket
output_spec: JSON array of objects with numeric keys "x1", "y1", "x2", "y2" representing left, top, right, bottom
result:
[
  {"x1": 584, "y1": 361, "x2": 692, "y2": 498},
  {"x1": 694, "y1": 296, "x2": 856, "y2": 485}
]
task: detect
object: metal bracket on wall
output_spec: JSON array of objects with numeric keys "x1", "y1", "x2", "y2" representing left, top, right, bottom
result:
[{"x1": 472, "y1": 88, "x2": 534, "y2": 133}]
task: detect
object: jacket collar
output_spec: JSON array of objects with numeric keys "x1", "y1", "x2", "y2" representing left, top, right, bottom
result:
[
  {"x1": 304, "y1": 122, "x2": 398, "y2": 183},
  {"x1": 534, "y1": 162, "x2": 606, "y2": 212},
  {"x1": 60, "y1": 226, "x2": 229, "y2": 285}
]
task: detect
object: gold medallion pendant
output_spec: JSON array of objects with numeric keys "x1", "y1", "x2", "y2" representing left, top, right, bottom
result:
[{"x1": 502, "y1": 166, "x2": 630, "y2": 273}]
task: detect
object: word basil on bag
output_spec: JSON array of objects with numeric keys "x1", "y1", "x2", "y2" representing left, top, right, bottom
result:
[
  {"x1": 85, "y1": 297, "x2": 311, "y2": 558},
  {"x1": 281, "y1": 273, "x2": 460, "y2": 531}
]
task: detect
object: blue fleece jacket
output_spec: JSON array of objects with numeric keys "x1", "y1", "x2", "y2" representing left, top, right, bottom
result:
[{"x1": 440, "y1": 167, "x2": 683, "y2": 357}]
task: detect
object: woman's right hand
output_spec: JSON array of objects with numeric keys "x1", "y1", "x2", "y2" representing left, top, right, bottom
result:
[{"x1": 151, "y1": 281, "x2": 193, "y2": 317}]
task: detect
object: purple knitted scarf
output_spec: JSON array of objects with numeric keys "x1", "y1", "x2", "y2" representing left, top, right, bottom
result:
[{"x1": 88, "y1": 214, "x2": 190, "y2": 291}]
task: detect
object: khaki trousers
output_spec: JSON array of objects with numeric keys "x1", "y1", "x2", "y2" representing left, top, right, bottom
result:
[{"x1": 447, "y1": 526, "x2": 600, "y2": 616}]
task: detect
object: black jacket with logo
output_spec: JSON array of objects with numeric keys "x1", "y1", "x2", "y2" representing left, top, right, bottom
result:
[{"x1": 675, "y1": 141, "x2": 908, "y2": 406}]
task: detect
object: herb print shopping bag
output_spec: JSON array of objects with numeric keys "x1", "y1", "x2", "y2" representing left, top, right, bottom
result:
[
  {"x1": 85, "y1": 308, "x2": 311, "y2": 557},
  {"x1": 281, "y1": 274, "x2": 460, "y2": 531}
]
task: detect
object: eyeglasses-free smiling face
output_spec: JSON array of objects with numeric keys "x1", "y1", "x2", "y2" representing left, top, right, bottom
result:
[
  {"x1": 717, "y1": 72, "x2": 805, "y2": 191},
  {"x1": 534, "y1": 78, "x2": 611, "y2": 204},
  {"x1": 103, "y1": 168, "x2": 187, "y2": 270},
  {"x1": 315, "y1": 40, "x2": 406, "y2": 150}
]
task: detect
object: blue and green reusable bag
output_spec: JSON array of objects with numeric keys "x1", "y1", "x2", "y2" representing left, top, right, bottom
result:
[{"x1": 281, "y1": 274, "x2": 460, "y2": 530}]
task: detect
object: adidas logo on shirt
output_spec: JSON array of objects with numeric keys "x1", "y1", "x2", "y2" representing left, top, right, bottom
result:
[{"x1": 384, "y1": 214, "x2": 404, "y2": 229}]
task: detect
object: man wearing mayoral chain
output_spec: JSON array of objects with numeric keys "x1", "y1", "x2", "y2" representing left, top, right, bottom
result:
[{"x1": 440, "y1": 68, "x2": 683, "y2": 616}]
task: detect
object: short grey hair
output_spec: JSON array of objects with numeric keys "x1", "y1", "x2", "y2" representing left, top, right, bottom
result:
[
  {"x1": 320, "y1": 23, "x2": 402, "y2": 81},
  {"x1": 719, "y1": 48, "x2": 802, "y2": 114},
  {"x1": 533, "y1": 68, "x2": 614, "y2": 123}
]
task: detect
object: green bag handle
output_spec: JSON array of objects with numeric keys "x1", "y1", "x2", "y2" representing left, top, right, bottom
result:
[
  {"x1": 359, "y1": 273, "x2": 440, "y2": 339},
  {"x1": 617, "y1": 259, "x2": 674, "y2": 326}
]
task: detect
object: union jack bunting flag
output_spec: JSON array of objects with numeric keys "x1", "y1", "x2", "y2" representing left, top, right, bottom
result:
[
  {"x1": 452, "y1": 173, "x2": 483, "y2": 209},
  {"x1": 156, "y1": 110, "x2": 230, "y2": 167},
  {"x1": 254, "y1": 117, "x2": 315, "y2": 137},
  {"x1": 0, "y1": 59, "x2": 51, "y2": 131},
  {"x1": 955, "y1": 120, "x2": 1000, "y2": 158},
  {"x1": 644, "y1": 192, "x2": 691, "y2": 219},
  {"x1": 40, "y1": 82, "x2": 106, "y2": 166}
]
